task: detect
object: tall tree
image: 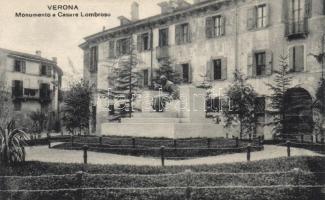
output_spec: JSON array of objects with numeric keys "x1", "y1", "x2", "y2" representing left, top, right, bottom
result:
[
  {"x1": 0, "y1": 75, "x2": 13, "y2": 129},
  {"x1": 265, "y1": 55, "x2": 293, "y2": 138},
  {"x1": 313, "y1": 78, "x2": 325, "y2": 136},
  {"x1": 110, "y1": 38, "x2": 141, "y2": 118},
  {"x1": 62, "y1": 79, "x2": 92, "y2": 135},
  {"x1": 154, "y1": 58, "x2": 182, "y2": 85},
  {"x1": 222, "y1": 70, "x2": 257, "y2": 139}
]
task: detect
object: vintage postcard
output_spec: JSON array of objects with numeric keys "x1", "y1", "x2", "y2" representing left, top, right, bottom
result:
[{"x1": 0, "y1": 0, "x2": 324, "y2": 199}]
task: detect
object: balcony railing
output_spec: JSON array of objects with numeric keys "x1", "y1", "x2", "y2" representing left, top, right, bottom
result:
[
  {"x1": 156, "y1": 46, "x2": 169, "y2": 59},
  {"x1": 285, "y1": 18, "x2": 309, "y2": 39}
]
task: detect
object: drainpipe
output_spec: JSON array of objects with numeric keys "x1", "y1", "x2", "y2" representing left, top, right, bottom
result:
[{"x1": 150, "y1": 26, "x2": 154, "y2": 88}]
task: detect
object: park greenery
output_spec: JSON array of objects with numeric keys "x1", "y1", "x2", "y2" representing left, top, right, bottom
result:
[
  {"x1": 62, "y1": 79, "x2": 93, "y2": 135},
  {"x1": 222, "y1": 70, "x2": 257, "y2": 139}
]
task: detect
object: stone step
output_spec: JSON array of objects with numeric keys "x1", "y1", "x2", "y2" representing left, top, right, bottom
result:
[
  {"x1": 101, "y1": 122, "x2": 224, "y2": 138},
  {"x1": 132, "y1": 111, "x2": 179, "y2": 118},
  {"x1": 121, "y1": 117, "x2": 190, "y2": 123}
]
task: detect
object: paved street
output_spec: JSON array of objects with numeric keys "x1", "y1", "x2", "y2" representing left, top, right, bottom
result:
[{"x1": 25, "y1": 144, "x2": 323, "y2": 166}]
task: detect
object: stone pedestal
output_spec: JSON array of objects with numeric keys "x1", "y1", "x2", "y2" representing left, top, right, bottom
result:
[{"x1": 101, "y1": 86, "x2": 225, "y2": 138}]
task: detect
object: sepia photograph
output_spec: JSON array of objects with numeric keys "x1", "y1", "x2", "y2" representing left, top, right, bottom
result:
[{"x1": 0, "y1": 0, "x2": 324, "y2": 199}]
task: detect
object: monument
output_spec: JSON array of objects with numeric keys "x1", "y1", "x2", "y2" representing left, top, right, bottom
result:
[{"x1": 101, "y1": 84, "x2": 225, "y2": 138}]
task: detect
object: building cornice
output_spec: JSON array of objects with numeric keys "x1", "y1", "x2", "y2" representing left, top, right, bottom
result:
[{"x1": 80, "y1": 0, "x2": 234, "y2": 49}]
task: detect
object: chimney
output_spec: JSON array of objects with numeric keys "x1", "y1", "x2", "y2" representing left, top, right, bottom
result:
[
  {"x1": 131, "y1": 2, "x2": 139, "y2": 21},
  {"x1": 35, "y1": 50, "x2": 42, "y2": 57},
  {"x1": 52, "y1": 57, "x2": 57, "y2": 63},
  {"x1": 157, "y1": 1, "x2": 174, "y2": 14},
  {"x1": 118, "y1": 16, "x2": 131, "y2": 26}
]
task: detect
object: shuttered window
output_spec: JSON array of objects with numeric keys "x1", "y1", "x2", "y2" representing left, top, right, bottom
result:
[
  {"x1": 89, "y1": 46, "x2": 98, "y2": 73},
  {"x1": 247, "y1": 4, "x2": 270, "y2": 30},
  {"x1": 14, "y1": 60, "x2": 26, "y2": 73},
  {"x1": 12, "y1": 80, "x2": 23, "y2": 97},
  {"x1": 289, "y1": 45, "x2": 304, "y2": 72},
  {"x1": 206, "y1": 15, "x2": 225, "y2": 38},
  {"x1": 137, "y1": 32, "x2": 150, "y2": 52},
  {"x1": 175, "y1": 23, "x2": 191, "y2": 45},
  {"x1": 116, "y1": 38, "x2": 130, "y2": 56},
  {"x1": 159, "y1": 28, "x2": 168, "y2": 47},
  {"x1": 207, "y1": 57, "x2": 227, "y2": 81},
  {"x1": 255, "y1": 52, "x2": 266, "y2": 76}
]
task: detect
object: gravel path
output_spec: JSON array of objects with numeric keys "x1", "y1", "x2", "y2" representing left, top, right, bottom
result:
[{"x1": 25, "y1": 144, "x2": 323, "y2": 166}]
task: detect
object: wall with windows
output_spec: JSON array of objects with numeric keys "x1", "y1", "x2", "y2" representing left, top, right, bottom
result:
[{"x1": 83, "y1": 0, "x2": 325, "y2": 137}]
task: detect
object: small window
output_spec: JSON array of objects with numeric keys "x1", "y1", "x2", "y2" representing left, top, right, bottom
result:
[
  {"x1": 182, "y1": 63, "x2": 190, "y2": 83},
  {"x1": 289, "y1": 45, "x2": 304, "y2": 72},
  {"x1": 255, "y1": 97, "x2": 265, "y2": 123},
  {"x1": 255, "y1": 52, "x2": 266, "y2": 76},
  {"x1": 24, "y1": 89, "x2": 37, "y2": 97},
  {"x1": 256, "y1": 5, "x2": 267, "y2": 28},
  {"x1": 41, "y1": 65, "x2": 47, "y2": 76},
  {"x1": 90, "y1": 46, "x2": 98, "y2": 72},
  {"x1": 14, "y1": 60, "x2": 25, "y2": 73},
  {"x1": 137, "y1": 33, "x2": 150, "y2": 52},
  {"x1": 159, "y1": 28, "x2": 169, "y2": 47},
  {"x1": 116, "y1": 38, "x2": 130, "y2": 56},
  {"x1": 213, "y1": 59, "x2": 222, "y2": 80},
  {"x1": 176, "y1": 23, "x2": 190, "y2": 45}
]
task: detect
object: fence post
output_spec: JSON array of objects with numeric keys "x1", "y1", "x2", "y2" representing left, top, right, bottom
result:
[
  {"x1": 160, "y1": 146, "x2": 165, "y2": 167},
  {"x1": 207, "y1": 138, "x2": 211, "y2": 148},
  {"x1": 48, "y1": 134, "x2": 51, "y2": 149},
  {"x1": 132, "y1": 138, "x2": 136, "y2": 148},
  {"x1": 83, "y1": 145, "x2": 88, "y2": 164},
  {"x1": 99, "y1": 136, "x2": 102, "y2": 145},
  {"x1": 185, "y1": 169, "x2": 192, "y2": 200},
  {"x1": 286, "y1": 140, "x2": 291, "y2": 157},
  {"x1": 75, "y1": 171, "x2": 83, "y2": 200},
  {"x1": 235, "y1": 137, "x2": 239, "y2": 148},
  {"x1": 247, "y1": 143, "x2": 251, "y2": 162}
]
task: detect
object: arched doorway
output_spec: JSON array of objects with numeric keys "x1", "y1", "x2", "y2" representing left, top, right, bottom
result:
[{"x1": 283, "y1": 88, "x2": 313, "y2": 136}]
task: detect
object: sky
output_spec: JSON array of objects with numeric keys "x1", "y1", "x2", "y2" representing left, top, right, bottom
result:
[{"x1": 0, "y1": 0, "x2": 187, "y2": 89}]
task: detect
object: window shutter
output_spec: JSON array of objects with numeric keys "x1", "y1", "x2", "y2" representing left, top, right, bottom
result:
[
  {"x1": 206, "y1": 60, "x2": 213, "y2": 81},
  {"x1": 188, "y1": 25, "x2": 192, "y2": 43},
  {"x1": 221, "y1": 57, "x2": 227, "y2": 80},
  {"x1": 220, "y1": 16, "x2": 226, "y2": 36},
  {"x1": 137, "y1": 35, "x2": 142, "y2": 52},
  {"x1": 281, "y1": 0, "x2": 289, "y2": 23},
  {"x1": 116, "y1": 40, "x2": 120, "y2": 57},
  {"x1": 265, "y1": 50, "x2": 273, "y2": 75},
  {"x1": 252, "y1": 53, "x2": 257, "y2": 77},
  {"x1": 206, "y1": 17, "x2": 214, "y2": 38},
  {"x1": 265, "y1": 4, "x2": 271, "y2": 27},
  {"x1": 304, "y1": 0, "x2": 312, "y2": 18},
  {"x1": 188, "y1": 64, "x2": 192, "y2": 83},
  {"x1": 39, "y1": 64, "x2": 42, "y2": 75},
  {"x1": 289, "y1": 47, "x2": 294, "y2": 71},
  {"x1": 247, "y1": 7, "x2": 256, "y2": 30},
  {"x1": 175, "y1": 25, "x2": 181, "y2": 45},
  {"x1": 109, "y1": 40, "x2": 115, "y2": 58},
  {"x1": 126, "y1": 38, "x2": 131, "y2": 54},
  {"x1": 295, "y1": 46, "x2": 304, "y2": 72},
  {"x1": 22, "y1": 61, "x2": 26, "y2": 73},
  {"x1": 247, "y1": 53, "x2": 253, "y2": 77},
  {"x1": 47, "y1": 66, "x2": 52, "y2": 77}
]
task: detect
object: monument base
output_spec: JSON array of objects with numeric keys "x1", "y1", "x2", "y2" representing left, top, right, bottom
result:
[{"x1": 101, "y1": 86, "x2": 226, "y2": 139}]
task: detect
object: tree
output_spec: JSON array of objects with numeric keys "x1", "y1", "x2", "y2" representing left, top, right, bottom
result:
[
  {"x1": 110, "y1": 38, "x2": 141, "y2": 118},
  {"x1": 154, "y1": 58, "x2": 182, "y2": 85},
  {"x1": 313, "y1": 78, "x2": 325, "y2": 136},
  {"x1": 63, "y1": 79, "x2": 92, "y2": 135},
  {"x1": 265, "y1": 55, "x2": 293, "y2": 138},
  {"x1": 0, "y1": 76, "x2": 13, "y2": 129},
  {"x1": 222, "y1": 70, "x2": 257, "y2": 139}
]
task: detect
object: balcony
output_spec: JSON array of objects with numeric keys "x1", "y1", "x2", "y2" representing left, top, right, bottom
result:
[
  {"x1": 156, "y1": 46, "x2": 169, "y2": 59},
  {"x1": 285, "y1": 18, "x2": 309, "y2": 40}
]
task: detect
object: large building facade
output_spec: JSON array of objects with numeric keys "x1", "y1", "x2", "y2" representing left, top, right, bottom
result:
[
  {"x1": 81, "y1": 0, "x2": 325, "y2": 138},
  {"x1": 0, "y1": 48, "x2": 63, "y2": 128}
]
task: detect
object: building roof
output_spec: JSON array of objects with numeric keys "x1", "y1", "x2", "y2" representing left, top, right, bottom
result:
[
  {"x1": 80, "y1": 0, "x2": 226, "y2": 48},
  {"x1": 0, "y1": 48, "x2": 63, "y2": 75}
]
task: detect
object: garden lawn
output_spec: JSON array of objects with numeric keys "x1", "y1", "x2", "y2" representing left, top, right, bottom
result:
[{"x1": 0, "y1": 157, "x2": 324, "y2": 200}]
